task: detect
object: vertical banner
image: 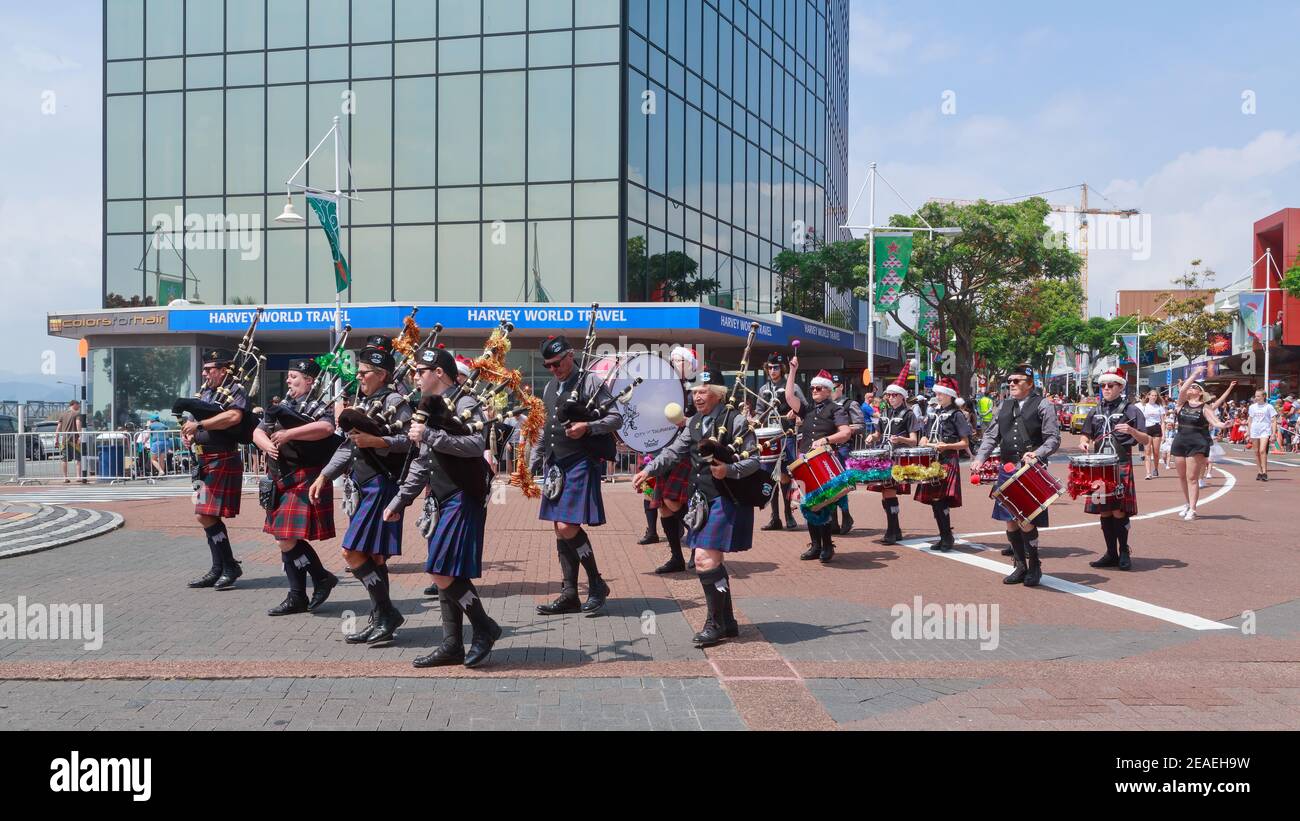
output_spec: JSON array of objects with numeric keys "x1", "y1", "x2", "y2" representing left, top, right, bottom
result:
[
  {"x1": 306, "y1": 193, "x2": 351, "y2": 293},
  {"x1": 1239, "y1": 292, "x2": 1266, "y2": 342},
  {"x1": 1120, "y1": 334, "x2": 1140, "y2": 364},
  {"x1": 916, "y1": 281, "x2": 945, "y2": 347},
  {"x1": 873, "y1": 233, "x2": 913, "y2": 311}
]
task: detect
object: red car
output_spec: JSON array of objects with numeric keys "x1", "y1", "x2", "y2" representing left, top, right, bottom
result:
[{"x1": 1057, "y1": 403, "x2": 1074, "y2": 428}]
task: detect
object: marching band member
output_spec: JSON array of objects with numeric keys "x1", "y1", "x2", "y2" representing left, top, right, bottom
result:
[
  {"x1": 634, "y1": 370, "x2": 759, "y2": 648},
  {"x1": 530, "y1": 335, "x2": 623, "y2": 616},
  {"x1": 830, "y1": 373, "x2": 865, "y2": 534},
  {"x1": 916, "y1": 377, "x2": 971, "y2": 551},
  {"x1": 786, "y1": 361, "x2": 852, "y2": 563},
  {"x1": 184, "y1": 349, "x2": 249, "y2": 591},
  {"x1": 253, "y1": 358, "x2": 341, "y2": 615},
  {"x1": 310, "y1": 342, "x2": 412, "y2": 644},
  {"x1": 1079, "y1": 366, "x2": 1149, "y2": 570},
  {"x1": 649, "y1": 404, "x2": 694, "y2": 573},
  {"x1": 971, "y1": 365, "x2": 1061, "y2": 587},
  {"x1": 865, "y1": 368, "x2": 921, "y2": 545},
  {"x1": 756, "y1": 352, "x2": 804, "y2": 531},
  {"x1": 385, "y1": 347, "x2": 501, "y2": 668}
]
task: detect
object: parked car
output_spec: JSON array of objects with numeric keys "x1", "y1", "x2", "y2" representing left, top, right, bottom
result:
[
  {"x1": 1069, "y1": 403, "x2": 1097, "y2": 434},
  {"x1": 0, "y1": 415, "x2": 45, "y2": 461},
  {"x1": 33, "y1": 420, "x2": 61, "y2": 460},
  {"x1": 1057, "y1": 403, "x2": 1074, "y2": 428}
]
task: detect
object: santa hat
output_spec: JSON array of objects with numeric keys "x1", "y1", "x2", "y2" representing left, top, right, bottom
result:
[
  {"x1": 810, "y1": 370, "x2": 835, "y2": 390},
  {"x1": 885, "y1": 360, "x2": 912, "y2": 397},
  {"x1": 1098, "y1": 366, "x2": 1126, "y2": 385},
  {"x1": 455, "y1": 354, "x2": 474, "y2": 378},
  {"x1": 669, "y1": 346, "x2": 699, "y2": 379},
  {"x1": 934, "y1": 376, "x2": 959, "y2": 398}
]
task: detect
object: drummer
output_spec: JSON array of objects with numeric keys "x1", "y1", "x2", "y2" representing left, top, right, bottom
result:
[
  {"x1": 865, "y1": 365, "x2": 921, "y2": 545},
  {"x1": 786, "y1": 362, "x2": 852, "y2": 563},
  {"x1": 829, "y1": 373, "x2": 866, "y2": 535},
  {"x1": 916, "y1": 377, "x2": 971, "y2": 551},
  {"x1": 971, "y1": 365, "x2": 1061, "y2": 587},
  {"x1": 755, "y1": 352, "x2": 804, "y2": 531},
  {"x1": 1079, "y1": 366, "x2": 1150, "y2": 571}
]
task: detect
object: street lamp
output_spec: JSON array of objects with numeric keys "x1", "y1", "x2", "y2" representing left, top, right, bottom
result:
[
  {"x1": 274, "y1": 191, "x2": 306, "y2": 224},
  {"x1": 56, "y1": 381, "x2": 78, "y2": 401}
]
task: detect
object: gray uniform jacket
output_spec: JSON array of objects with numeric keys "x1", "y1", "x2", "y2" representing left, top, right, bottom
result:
[
  {"x1": 392, "y1": 388, "x2": 487, "y2": 510},
  {"x1": 974, "y1": 396, "x2": 1061, "y2": 464},
  {"x1": 321, "y1": 388, "x2": 413, "y2": 484},
  {"x1": 529, "y1": 369, "x2": 623, "y2": 474}
]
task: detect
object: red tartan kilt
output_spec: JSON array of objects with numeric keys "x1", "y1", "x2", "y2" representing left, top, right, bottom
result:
[
  {"x1": 1083, "y1": 460, "x2": 1138, "y2": 516},
  {"x1": 194, "y1": 450, "x2": 243, "y2": 517},
  {"x1": 264, "y1": 466, "x2": 336, "y2": 540},
  {"x1": 913, "y1": 452, "x2": 962, "y2": 508},
  {"x1": 652, "y1": 458, "x2": 692, "y2": 507}
]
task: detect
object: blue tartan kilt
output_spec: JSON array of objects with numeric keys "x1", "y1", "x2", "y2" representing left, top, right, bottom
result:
[
  {"x1": 538, "y1": 454, "x2": 606, "y2": 526},
  {"x1": 341, "y1": 474, "x2": 403, "y2": 556},
  {"x1": 686, "y1": 494, "x2": 753, "y2": 553},
  {"x1": 991, "y1": 464, "x2": 1050, "y2": 527},
  {"x1": 425, "y1": 490, "x2": 486, "y2": 578}
]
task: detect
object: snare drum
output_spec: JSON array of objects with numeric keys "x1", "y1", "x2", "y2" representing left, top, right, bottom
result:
[
  {"x1": 990, "y1": 461, "x2": 1062, "y2": 526},
  {"x1": 846, "y1": 447, "x2": 894, "y2": 488},
  {"x1": 892, "y1": 446, "x2": 945, "y2": 485},
  {"x1": 754, "y1": 426, "x2": 785, "y2": 465},
  {"x1": 788, "y1": 446, "x2": 850, "y2": 511},
  {"x1": 1067, "y1": 453, "x2": 1120, "y2": 500}
]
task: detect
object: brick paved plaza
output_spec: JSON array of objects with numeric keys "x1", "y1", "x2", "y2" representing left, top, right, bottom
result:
[{"x1": 1, "y1": 439, "x2": 1297, "y2": 731}]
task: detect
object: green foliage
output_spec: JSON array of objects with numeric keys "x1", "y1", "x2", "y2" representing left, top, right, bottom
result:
[
  {"x1": 626, "y1": 236, "x2": 720, "y2": 302},
  {"x1": 1146, "y1": 260, "x2": 1230, "y2": 365},
  {"x1": 1283, "y1": 245, "x2": 1300, "y2": 298}
]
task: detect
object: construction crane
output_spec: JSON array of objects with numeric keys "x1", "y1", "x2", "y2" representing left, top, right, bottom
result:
[{"x1": 929, "y1": 184, "x2": 1139, "y2": 318}]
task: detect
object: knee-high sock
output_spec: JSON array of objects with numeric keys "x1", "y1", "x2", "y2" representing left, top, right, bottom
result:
[
  {"x1": 698, "y1": 565, "x2": 727, "y2": 625},
  {"x1": 932, "y1": 501, "x2": 952, "y2": 536},
  {"x1": 662, "y1": 511, "x2": 684, "y2": 563},
  {"x1": 643, "y1": 498, "x2": 659, "y2": 535},
  {"x1": 555, "y1": 536, "x2": 579, "y2": 594},
  {"x1": 202, "y1": 522, "x2": 227, "y2": 570},
  {"x1": 297, "y1": 540, "x2": 330, "y2": 583},
  {"x1": 569, "y1": 528, "x2": 602, "y2": 583},
  {"x1": 782, "y1": 486, "x2": 795, "y2": 520},
  {"x1": 882, "y1": 497, "x2": 901, "y2": 531},
  {"x1": 1099, "y1": 516, "x2": 1119, "y2": 557},
  {"x1": 1113, "y1": 515, "x2": 1130, "y2": 550},
  {"x1": 1007, "y1": 529, "x2": 1025, "y2": 563},
  {"x1": 436, "y1": 587, "x2": 464, "y2": 649},
  {"x1": 769, "y1": 487, "x2": 782, "y2": 517},
  {"x1": 351, "y1": 558, "x2": 391, "y2": 610},
  {"x1": 282, "y1": 542, "x2": 309, "y2": 595},
  {"x1": 446, "y1": 578, "x2": 496, "y2": 634},
  {"x1": 1023, "y1": 527, "x2": 1041, "y2": 561}
]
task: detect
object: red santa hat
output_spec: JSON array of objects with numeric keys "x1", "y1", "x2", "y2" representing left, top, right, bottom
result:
[
  {"x1": 454, "y1": 354, "x2": 474, "y2": 378},
  {"x1": 1098, "y1": 366, "x2": 1127, "y2": 385},
  {"x1": 810, "y1": 370, "x2": 835, "y2": 390},
  {"x1": 669, "y1": 346, "x2": 699, "y2": 379},
  {"x1": 885, "y1": 360, "x2": 912, "y2": 397},
  {"x1": 934, "y1": 376, "x2": 959, "y2": 398}
]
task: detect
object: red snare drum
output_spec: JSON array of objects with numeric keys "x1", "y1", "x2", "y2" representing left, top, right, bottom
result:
[
  {"x1": 1066, "y1": 453, "x2": 1120, "y2": 500},
  {"x1": 990, "y1": 461, "x2": 1062, "y2": 525},
  {"x1": 976, "y1": 448, "x2": 1002, "y2": 485},
  {"x1": 754, "y1": 426, "x2": 785, "y2": 465},
  {"x1": 894, "y1": 446, "x2": 944, "y2": 485},
  {"x1": 788, "y1": 446, "x2": 849, "y2": 511}
]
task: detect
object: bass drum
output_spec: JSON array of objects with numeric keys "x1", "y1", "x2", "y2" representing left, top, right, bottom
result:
[{"x1": 608, "y1": 353, "x2": 685, "y2": 454}]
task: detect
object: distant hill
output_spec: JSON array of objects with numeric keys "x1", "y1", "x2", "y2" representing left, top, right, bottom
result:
[{"x1": 0, "y1": 380, "x2": 78, "y2": 404}]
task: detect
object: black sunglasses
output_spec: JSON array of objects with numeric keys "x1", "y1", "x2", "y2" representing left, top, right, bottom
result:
[{"x1": 543, "y1": 355, "x2": 570, "y2": 370}]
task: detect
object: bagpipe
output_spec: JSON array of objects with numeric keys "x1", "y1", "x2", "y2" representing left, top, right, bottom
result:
[
  {"x1": 696, "y1": 321, "x2": 777, "y2": 508},
  {"x1": 551, "y1": 303, "x2": 638, "y2": 463},
  {"x1": 261, "y1": 326, "x2": 354, "y2": 470},
  {"x1": 172, "y1": 307, "x2": 265, "y2": 445}
]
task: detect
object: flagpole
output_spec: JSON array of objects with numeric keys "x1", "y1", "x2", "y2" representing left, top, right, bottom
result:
[
  {"x1": 1264, "y1": 248, "x2": 1273, "y2": 397},
  {"x1": 867, "y1": 162, "x2": 876, "y2": 387}
]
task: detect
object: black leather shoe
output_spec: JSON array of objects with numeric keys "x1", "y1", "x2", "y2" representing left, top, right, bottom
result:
[
  {"x1": 188, "y1": 567, "x2": 221, "y2": 588},
  {"x1": 686, "y1": 553, "x2": 696, "y2": 570},
  {"x1": 840, "y1": 513, "x2": 854, "y2": 535},
  {"x1": 654, "y1": 557, "x2": 686, "y2": 574},
  {"x1": 464, "y1": 620, "x2": 503, "y2": 668},
  {"x1": 784, "y1": 518, "x2": 799, "y2": 530},
  {"x1": 536, "y1": 592, "x2": 581, "y2": 615},
  {"x1": 693, "y1": 620, "x2": 725, "y2": 648},
  {"x1": 1000, "y1": 547, "x2": 1014, "y2": 556},
  {"x1": 1117, "y1": 549, "x2": 1132, "y2": 571},
  {"x1": 1023, "y1": 559, "x2": 1043, "y2": 588},
  {"x1": 800, "y1": 543, "x2": 821, "y2": 560},
  {"x1": 760, "y1": 517, "x2": 783, "y2": 531},
  {"x1": 581, "y1": 577, "x2": 611, "y2": 613},
  {"x1": 880, "y1": 528, "x2": 901, "y2": 546},
  {"x1": 423, "y1": 583, "x2": 439, "y2": 596},
  {"x1": 213, "y1": 562, "x2": 243, "y2": 590},
  {"x1": 637, "y1": 531, "x2": 661, "y2": 545},
  {"x1": 819, "y1": 541, "x2": 835, "y2": 563},
  {"x1": 268, "y1": 591, "x2": 309, "y2": 616},
  {"x1": 933, "y1": 537, "x2": 953, "y2": 552},
  {"x1": 345, "y1": 610, "x2": 377, "y2": 644},
  {"x1": 1089, "y1": 553, "x2": 1120, "y2": 569},
  {"x1": 1003, "y1": 562, "x2": 1028, "y2": 585},
  {"x1": 307, "y1": 574, "x2": 339, "y2": 611},
  {"x1": 413, "y1": 643, "x2": 465, "y2": 668},
  {"x1": 366, "y1": 606, "x2": 406, "y2": 644}
]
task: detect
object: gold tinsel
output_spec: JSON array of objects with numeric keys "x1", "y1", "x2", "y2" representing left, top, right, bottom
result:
[
  {"x1": 390, "y1": 312, "x2": 422, "y2": 366},
  {"x1": 467, "y1": 325, "x2": 546, "y2": 498}
]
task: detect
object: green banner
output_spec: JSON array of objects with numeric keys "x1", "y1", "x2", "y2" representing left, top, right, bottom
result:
[
  {"x1": 307, "y1": 193, "x2": 351, "y2": 293},
  {"x1": 157, "y1": 275, "x2": 184, "y2": 306},
  {"x1": 872, "y1": 234, "x2": 912, "y2": 312},
  {"x1": 917, "y1": 281, "x2": 945, "y2": 345}
]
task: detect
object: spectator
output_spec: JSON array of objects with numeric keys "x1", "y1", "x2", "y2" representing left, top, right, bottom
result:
[
  {"x1": 148, "y1": 413, "x2": 170, "y2": 475},
  {"x1": 56, "y1": 399, "x2": 86, "y2": 483}
]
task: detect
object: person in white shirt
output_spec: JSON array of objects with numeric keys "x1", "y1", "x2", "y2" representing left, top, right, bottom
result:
[
  {"x1": 1137, "y1": 390, "x2": 1165, "y2": 480},
  {"x1": 1246, "y1": 390, "x2": 1278, "y2": 481}
]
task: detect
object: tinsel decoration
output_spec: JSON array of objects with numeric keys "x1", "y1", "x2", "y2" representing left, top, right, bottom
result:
[
  {"x1": 844, "y1": 456, "x2": 894, "y2": 484},
  {"x1": 315, "y1": 351, "x2": 358, "y2": 388},
  {"x1": 390, "y1": 312, "x2": 422, "y2": 364},
  {"x1": 891, "y1": 463, "x2": 948, "y2": 484},
  {"x1": 1066, "y1": 472, "x2": 1118, "y2": 500}
]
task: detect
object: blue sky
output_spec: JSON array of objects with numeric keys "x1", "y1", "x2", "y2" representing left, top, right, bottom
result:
[{"x1": 3, "y1": 0, "x2": 1299, "y2": 380}]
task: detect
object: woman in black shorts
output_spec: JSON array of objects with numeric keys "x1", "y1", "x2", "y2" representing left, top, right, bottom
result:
[
  {"x1": 1138, "y1": 390, "x2": 1165, "y2": 479},
  {"x1": 1170, "y1": 367, "x2": 1226, "y2": 520}
]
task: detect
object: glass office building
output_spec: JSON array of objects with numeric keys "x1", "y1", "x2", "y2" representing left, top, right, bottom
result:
[{"x1": 103, "y1": 0, "x2": 849, "y2": 315}]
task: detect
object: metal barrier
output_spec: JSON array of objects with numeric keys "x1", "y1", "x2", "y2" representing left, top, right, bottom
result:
[{"x1": 0, "y1": 429, "x2": 269, "y2": 485}]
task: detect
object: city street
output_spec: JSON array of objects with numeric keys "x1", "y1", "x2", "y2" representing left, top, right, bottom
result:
[{"x1": 1, "y1": 436, "x2": 1296, "y2": 731}]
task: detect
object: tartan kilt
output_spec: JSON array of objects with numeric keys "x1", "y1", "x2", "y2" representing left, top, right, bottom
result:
[
  {"x1": 194, "y1": 450, "x2": 243, "y2": 518},
  {"x1": 538, "y1": 454, "x2": 606, "y2": 526},
  {"x1": 425, "y1": 490, "x2": 487, "y2": 578},
  {"x1": 263, "y1": 465, "x2": 335, "y2": 541},
  {"x1": 341, "y1": 473, "x2": 403, "y2": 556},
  {"x1": 652, "y1": 457, "x2": 692, "y2": 507},
  {"x1": 1083, "y1": 459, "x2": 1138, "y2": 516},
  {"x1": 685, "y1": 494, "x2": 753, "y2": 553},
  {"x1": 914, "y1": 452, "x2": 963, "y2": 508}
]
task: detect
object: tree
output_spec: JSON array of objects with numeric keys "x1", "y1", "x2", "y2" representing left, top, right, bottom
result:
[
  {"x1": 1146, "y1": 260, "x2": 1230, "y2": 368},
  {"x1": 626, "y1": 236, "x2": 720, "y2": 302},
  {"x1": 104, "y1": 293, "x2": 158, "y2": 308},
  {"x1": 1283, "y1": 244, "x2": 1300, "y2": 298},
  {"x1": 856, "y1": 198, "x2": 1083, "y2": 398},
  {"x1": 772, "y1": 238, "x2": 863, "y2": 324}
]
